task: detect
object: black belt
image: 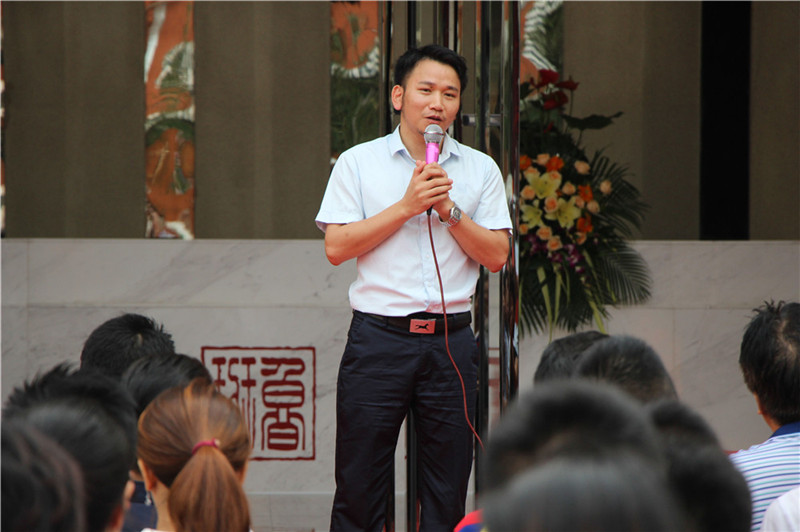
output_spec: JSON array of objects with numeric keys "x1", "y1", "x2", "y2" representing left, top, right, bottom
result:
[{"x1": 359, "y1": 310, "x2": 472, "y2": 335}]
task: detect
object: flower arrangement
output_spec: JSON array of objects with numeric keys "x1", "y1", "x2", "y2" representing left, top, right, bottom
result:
[{"x1": 518, "y1": 69, "x2": 651, "y2": 337}]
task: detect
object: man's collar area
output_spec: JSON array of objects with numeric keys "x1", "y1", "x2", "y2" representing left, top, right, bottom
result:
[
  {"x1": 772, "y1": 420, "x2": 800, "y2": 438},
  {"x1": 388, "y1": 125, "x2": 461, "y2": 161}
]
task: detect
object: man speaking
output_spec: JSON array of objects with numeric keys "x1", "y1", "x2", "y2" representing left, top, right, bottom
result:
[{"x1": 316, "y1": 44, "x2": 512, "y2": 531}]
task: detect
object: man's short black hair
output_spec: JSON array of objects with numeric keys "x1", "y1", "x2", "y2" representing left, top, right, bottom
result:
[
  {"x1": 576, "y1": 335, "x2": 678, "y2": 404},
  {"x1": 3, "y1": 363, "x2": 138, "y2": 532},
  {"x1": 80, "y1": 313, "x2": 175, "y2": 380},
  {"x1": 2, "y1": 419, "x2": 87, "y2": 532},
  {"x1": 739, "y1": 300, "x2": 800, "y2": 425},
  {"x1": 534, "y1": 331, "x2": 609, "y2": 384},
  {"x1": 393, "y1": 44, "x2": 468, "y2": 93},
  {"x1": 121, "y1": 353, "x2": 213, "y2": 418},
  {"x1": 646, "y1": 400, "x2": 752, "y2": 532},
  {"x1": 483, "y1": 454, "x2": 681, "y2": 532},
  {"x1": 481, "y1": 380, "x2": 664, "y2": 493}
]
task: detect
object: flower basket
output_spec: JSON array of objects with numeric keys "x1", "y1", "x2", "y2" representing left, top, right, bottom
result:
[{"x1": 518, "y1": 70, "x2": 652, "y2": 337}]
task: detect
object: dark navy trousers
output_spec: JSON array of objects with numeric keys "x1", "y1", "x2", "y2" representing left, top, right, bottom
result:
[{"x1": 330, "y1": 311, "x2": 478, "y2": 532}]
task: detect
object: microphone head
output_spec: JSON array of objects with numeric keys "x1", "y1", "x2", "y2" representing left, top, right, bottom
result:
[{"x1": 424, "y1": 123, "x2": 445, "y2": 144}]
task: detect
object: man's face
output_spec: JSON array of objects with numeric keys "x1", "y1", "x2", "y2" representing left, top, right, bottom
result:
[{"x1": 392, "y1": 59, "x2": 461, "y2": 140}]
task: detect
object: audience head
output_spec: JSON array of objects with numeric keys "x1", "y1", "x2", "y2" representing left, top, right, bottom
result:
[
  {"x1": 80, "y1": 313, "x2": 175, "y2": 380},
  {"x1": 121, "y1": 353, "x2": 213, "y2": 418},
  {"x1": 481, "y1": 380, "x2": 664, "y2": 493},
  {"x1": 739, "y1": 300, "x2": 800, "y2": 426},
  {"x1": 575, "y1": 334, "x2": 678, "y2": 404},
  {"x1": 393, "y1": 44, "x2": 468, "y2": 93},
  {"x1": 647, "y1": 400, "x2": 752, "y2": 532},
  {"x1": 2, "y1": 419, "x2": 87, "y2": 532},
  {"x1": 137, "y1": 378, "x2": 252, "y2": 532},
  {"x1": 534, "y1": 330, "x2": 608, "y2": 384},
  {"x1": 3, "y1": 363, "x2": 137, "y2": 532},
  {"x1": 483, "y1": 454, "x2": 682, "y2": 532}
]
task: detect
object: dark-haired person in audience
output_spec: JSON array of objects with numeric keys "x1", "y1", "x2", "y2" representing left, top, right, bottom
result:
[
  {"x1": 647, "y1": 399, "x2": 752, "y2": 532},
  {"x1": 482, "y1": 454, "x2": 681, "y2": 532},
  {"x1": 3, "y1": 363, "x2": 138, "y2": 532},
  {"x1": 456, "y1": 380, "x2": 668, "y2": 532},
  {"x1": 119, "y1": 353, "x2": 213, "y2": 532},
  {"x1": 81, "y1": 313, "x2": 176, "y2": 380},
  {"x1": 2, "y1": 419, "x2": 87, "y2": 532},
  {"x1": 575, "y1": 334, "x2": 678, "y2": 404},
  {"x1": 137, "y1": 378, "x2": 252, "y2": 532},
  {"x1": 730, "y1": 300, "x2": 800, "y2": 531},
  {"x1": 533, "y1": 330, "x2": 608, "y2": 384}
]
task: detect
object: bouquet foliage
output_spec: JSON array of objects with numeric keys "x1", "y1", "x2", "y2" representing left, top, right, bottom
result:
[{"x1": 518, "y1": 69, "x2": 651, "y2": 337}]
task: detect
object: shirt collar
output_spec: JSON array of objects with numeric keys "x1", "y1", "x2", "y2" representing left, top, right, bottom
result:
[
  {"x1": 772, "y1": 420, "x2": 800, "y2": 438},
  {"x1": 388, "y1": 125, "x2": 461, "y2": 162}
]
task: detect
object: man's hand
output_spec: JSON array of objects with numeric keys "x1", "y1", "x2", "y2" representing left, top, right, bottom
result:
[{"x1": 400, "y1": 160, "x2": 453, "y2": 217}]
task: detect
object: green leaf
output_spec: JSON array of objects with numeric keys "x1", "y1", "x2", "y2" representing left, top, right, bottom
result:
[{"x1": 562, "y1": 112, "x2": 623, "y2": 132}]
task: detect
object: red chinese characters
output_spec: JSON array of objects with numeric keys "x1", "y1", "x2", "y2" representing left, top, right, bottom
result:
[{"x1": 202, "y1": 347, "x2": 316, "y2": 460}]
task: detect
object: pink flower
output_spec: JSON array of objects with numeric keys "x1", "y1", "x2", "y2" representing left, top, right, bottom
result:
[
  {"x1": 547, "y1": 236, "x2": 563, "y2": 251},
  {"x1": 574, "y1": 161, "x2": 591, "y2": 175},
  {"x1": 544, "y1": 196, "x2": 559, "y2": 214},
  {"x1": 521, "y1": 185, "x2": 536, "y2": 200},
  {"x1": 600, "y1": 180, "x2": 613, "y2": 195},
  {"x1": 536, "y1": 226, "x2": 553, "y2": 241},
  {"x1": 536, "y1": 153, "x2": 550, "y2": 166}
]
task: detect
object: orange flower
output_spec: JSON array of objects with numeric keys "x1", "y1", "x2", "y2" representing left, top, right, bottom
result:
[
  {"x1": 520, "y1": 154, "x2": 532, "y2": 171},
  {"x1": 576, "y1": 232, "x2": 588, "y2": 245},
  {"x1": 578, "y1": 185, "x2": 594, "y2": 203},
  {"x1": 519, "y1": 223, "x2": 530, "y2": 235},
  {"x1": 577, "y1": 215, "x2": 593, "y2": 234},
  {"x1": 546, "y1": 155, "x2": 565, "y2": 172},
  {"x1": 574, "y1": 161, "x2": 590, "y2": 175},
  {"x1": 600, "y1": 180, "x2": 613, "y2": 195},
  {"x1": 521, "y1": 185, "x2": 537, "y2": 200},
  {"x1": 536, "y1": 153, "x2": 550, "y2": 166},
  {"x1": 544, "y1": 196, "x2": 559, "y2": 214},
  {"x1": 547, "y1": 236, "x2": 563, "y2": 251},
  {"x1": 536, "y1": 226, "x2": 553, "y2": 241}
]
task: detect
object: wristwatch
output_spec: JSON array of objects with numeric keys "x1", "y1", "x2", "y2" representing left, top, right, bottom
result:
[{"x1": 439, "y1": 203, "x2": 463, "y2": 228}]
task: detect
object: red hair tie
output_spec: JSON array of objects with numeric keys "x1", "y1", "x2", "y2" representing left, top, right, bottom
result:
[{"x1": 191, "y1": 439, "x2": 220, "y2": 456}]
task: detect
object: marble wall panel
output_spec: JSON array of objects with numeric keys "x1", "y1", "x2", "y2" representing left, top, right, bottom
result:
[{"x1": 2, "y1": 238, "x2": 798, "y2": 531}]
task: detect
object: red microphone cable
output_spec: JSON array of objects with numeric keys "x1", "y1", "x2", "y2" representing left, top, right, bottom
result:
[{"x1": 426, "y1": 213, "x2": 485, "y2": 452}]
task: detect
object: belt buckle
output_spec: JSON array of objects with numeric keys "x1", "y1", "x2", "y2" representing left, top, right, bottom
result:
[{"x1": 409, "y1": 318, "x2": 436, "y2": 334}]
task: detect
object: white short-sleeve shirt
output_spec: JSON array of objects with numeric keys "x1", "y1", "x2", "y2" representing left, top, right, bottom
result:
[{"x1": 316, "y1": 126, "x2": 512, "y2": 316}]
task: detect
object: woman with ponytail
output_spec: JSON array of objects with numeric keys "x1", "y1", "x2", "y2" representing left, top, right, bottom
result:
[{"x1": 136, "y1": 378, "x2": 252, "y2": 532}]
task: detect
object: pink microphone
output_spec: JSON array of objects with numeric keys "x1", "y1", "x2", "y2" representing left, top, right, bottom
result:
[
  {"x1": 424, "y1": 124, "x2": 445, "y2": 215},
  {"x1": 424, "y1": 124, "x2": 445, "y2": 164}
]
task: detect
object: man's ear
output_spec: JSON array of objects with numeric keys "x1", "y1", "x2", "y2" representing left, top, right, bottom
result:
[
  {"x1": 105, "y1": 480, "x2": 135, "y2": 532},
  {"x1": 754, "y1": 393, "x2": 764, "y2": 415},
  {"x1": 391, "y1": 84, "x2": 404, "y2": 112}
]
